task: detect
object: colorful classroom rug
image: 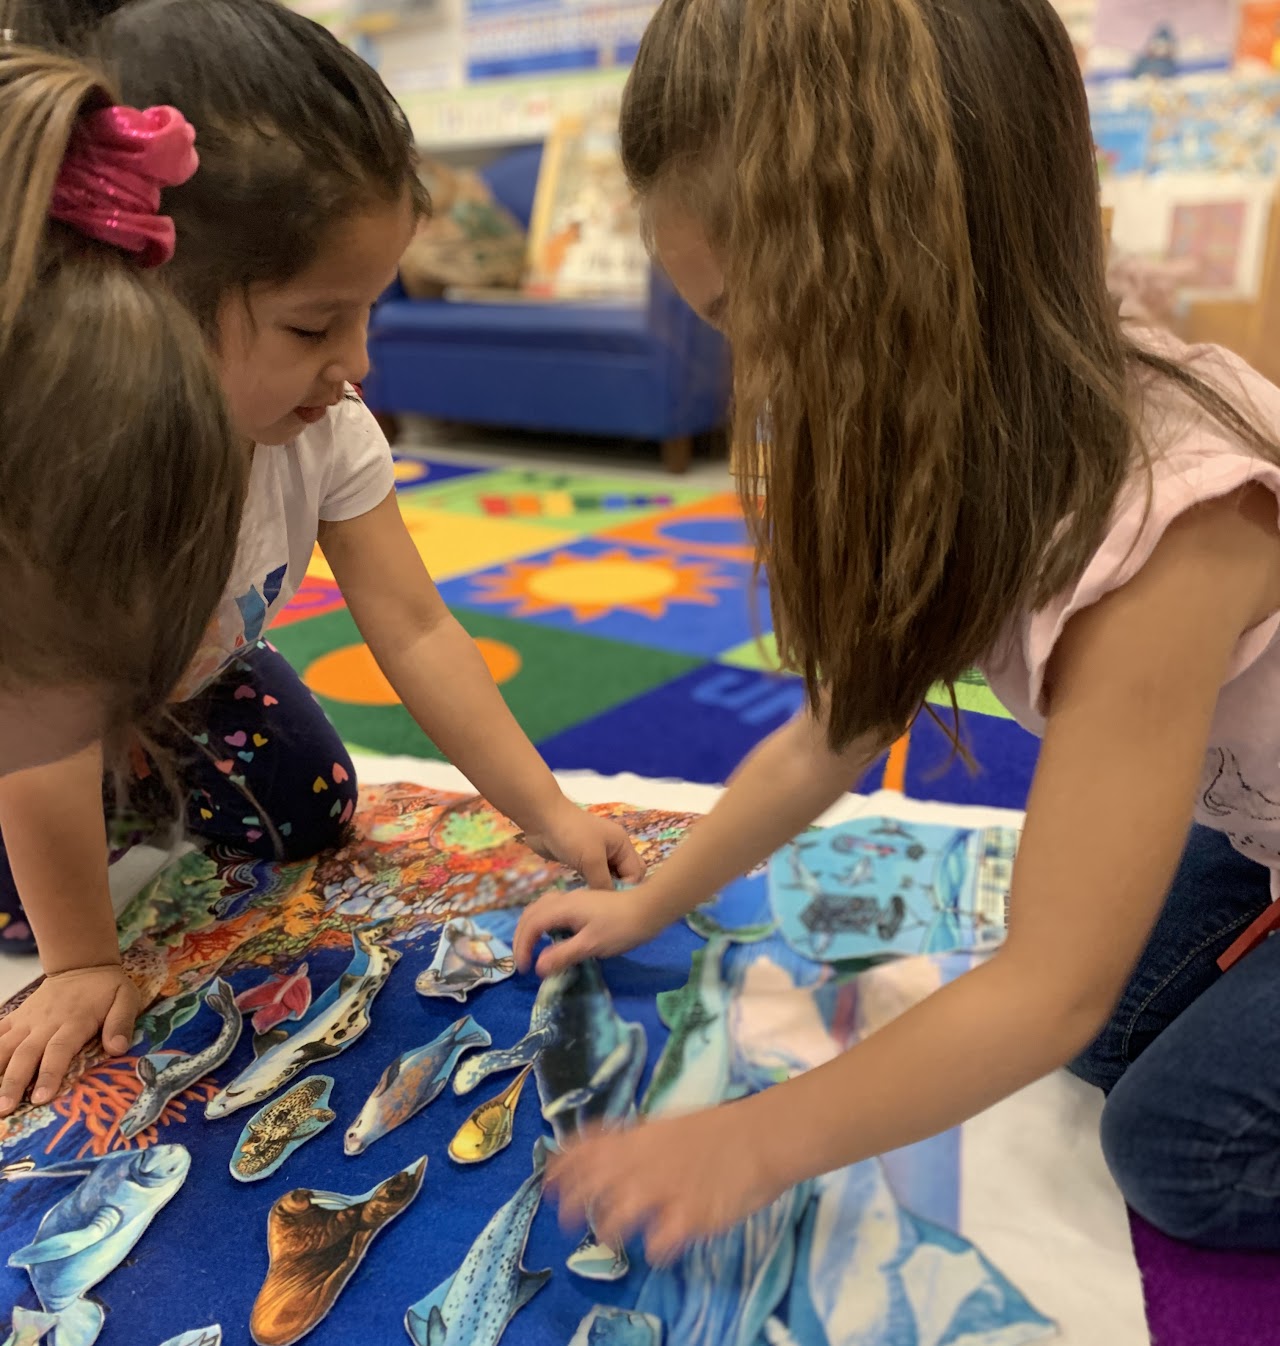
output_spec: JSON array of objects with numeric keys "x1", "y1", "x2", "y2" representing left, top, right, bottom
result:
[
  {"x1": 0, "y1": 771, "x2": 1147, "y2": 1346},
  {"x1": 273, "y1": 456, "x2": 1040, "y2": 811}
]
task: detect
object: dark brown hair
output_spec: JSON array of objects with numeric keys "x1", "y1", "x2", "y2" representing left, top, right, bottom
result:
[
  {"x1": 621, "y1": 0, "x2": 1279, "y2": 754},
  {"x1": 82, "y1": 0, "x2": 428, "y2": 334},
  {"x1": 0, "y1": 45, "x2": 245, "y2": 742}
]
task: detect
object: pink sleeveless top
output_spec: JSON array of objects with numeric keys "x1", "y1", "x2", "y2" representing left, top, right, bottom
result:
[{"x1": 979, "y1": 339, "x2": 1280, "y2": 966}]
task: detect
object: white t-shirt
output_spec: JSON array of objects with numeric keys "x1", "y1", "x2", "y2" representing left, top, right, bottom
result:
[{"x1": 174, "y1": 391, "x2": 394, "y2": 700}]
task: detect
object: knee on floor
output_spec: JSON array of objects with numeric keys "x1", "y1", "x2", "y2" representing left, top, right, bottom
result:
[{"x1": 1099, "y1": 1078, "x2": 1265, "y2": 1249}]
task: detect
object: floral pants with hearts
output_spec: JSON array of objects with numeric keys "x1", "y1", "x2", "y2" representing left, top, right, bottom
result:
[{"x1": 0, "y1": 642, "x2": 358, "y2": 954}]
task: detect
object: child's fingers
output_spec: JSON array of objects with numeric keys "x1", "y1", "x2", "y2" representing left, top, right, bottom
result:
[
  {"x1": 0, "y1": 1030, "x2": 41, "y2": 1115},
  {"x1": 513, "y1": 896, "x2": 574, "y2": 972},
  {"x1": 577, "y1": 848, "x2": 614, "y2": 892},
  {"x1": 644, "y1": 1204, "x2": 696, "y2": 1268},
  {"x1": 29, "y1": 1026, "x2": 86, "y2": 1106},
  {"x1": 535, "y1": 929, "x2": 593, "y2": 979},
  {"x1": 102, "y1": 989, "x2": 136, "y2": 1058},
  {"x1": 612, "y1": 841, "x2": 646, "y2": 883}
]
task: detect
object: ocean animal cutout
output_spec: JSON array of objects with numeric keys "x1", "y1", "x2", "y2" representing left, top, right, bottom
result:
[
  {"x1": 642, "y1": 938, "x2": 743, "y2": 1118},
  {"x1": 250, "y1": 1155, "x2": 426, "y2": 1346},
  {"x1": 404, "y1": 1139, "x2": 552, "y2": 1346},
  {"x1": 236, "y1": 965, "x2": 312, "y2": 1037},
  {"x1": 635, "y1": 1181, "x2": 812, "y2": 1346},
  {"x1": 132, "y1": 989, "x2": 203, "y2": 1052},
  {"x1": 769, "y1": 820, "x2": 1016, "y2": 962},
  {"x1": 345, "y1": 1016, "x2": 491, "y2": 1156},
  {"x1": 415, "y1": 919, "x2": 515, "y2": 1003},
  {"x1": 569, "y1": 1307, "x2": 663, "y2": 1346},
  {"x1": 454, "y1": 953, "x2": 645, "y2": 1281},
  {"x1": 6, "y1": 1145, "x2": 191, "y2": 1346},
  {"x1": 1, "y1": 1307, "x2": 58, "y2": 1346},
  {"x1": 207, "y1": 921, "x2": 400, "y2": 1119},
  {"x1": 784, "y1": 1158, "x2": 1056, "y2": 1346},
  {"x1": 230, "y1": 1076, "x2": 336, "y2": 1182},
  {"x1": 120, "y1": 979, "x2": 243, "y2": 1140},
  {"x1": 447, "y1": 1064, "x2": 531, "y2": 1165},
  {"x1": 156, "y1": 1331, "x2": 222, "y2": 1346}
]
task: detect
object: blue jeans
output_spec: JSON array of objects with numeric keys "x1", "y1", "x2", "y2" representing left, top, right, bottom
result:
[{"x1": 1071, "y1": 823, "x2": 1280, "y2": 1249}]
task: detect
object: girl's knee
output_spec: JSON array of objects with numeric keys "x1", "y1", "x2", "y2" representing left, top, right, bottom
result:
[{"x1": 1100, "y1": 1069, "x2": 1277, "y2": 1249}]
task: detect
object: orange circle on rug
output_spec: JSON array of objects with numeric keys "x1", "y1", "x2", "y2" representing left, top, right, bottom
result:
[
  {"x1": 527, "y1": 558, "x2": 678, "y2": 607},
  {"x1": 306, "y1": 638, "x2": 521, "y2": 705}
]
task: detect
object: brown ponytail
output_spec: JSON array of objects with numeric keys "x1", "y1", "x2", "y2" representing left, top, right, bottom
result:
[
  {"x1": 0, "y1": 45, "x2": 245, "y2": 746},
  {"x1": 622, "y1": 0, "x2": 1280, "y2": 755}
]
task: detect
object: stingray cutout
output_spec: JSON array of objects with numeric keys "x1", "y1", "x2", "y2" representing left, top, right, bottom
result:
[
  {"x1": 404, "y1": 1139, "x2": 551, "y2": 1346},
  {"x1": 250, "y1": 1156, "x2": 427, "y2": 1346},
  {"x1": 345, "y1": 1017, "x2": 490, "y2": 1156},
  {"x1": 7, "y1": 1146, "x2": 191, "y2": 1346},
  {"x1": 230, "y1": 1077, "x2": 336, "y2": 1183},
  {"x1": 120, "y1": 979, "x2": 243, "y2": 1140},
  {"x1": 414, "y1": 919, "x2": 515, "y2": 1004}
]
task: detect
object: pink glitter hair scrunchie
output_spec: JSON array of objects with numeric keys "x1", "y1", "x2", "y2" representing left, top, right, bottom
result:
[{"x1": 49, "y1": 104, "x2": 199, "y2": 268}]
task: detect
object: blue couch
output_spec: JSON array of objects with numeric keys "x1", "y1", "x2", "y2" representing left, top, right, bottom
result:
[{"x1": 364, "y1": 145, "x2": 730, "y2": 472}]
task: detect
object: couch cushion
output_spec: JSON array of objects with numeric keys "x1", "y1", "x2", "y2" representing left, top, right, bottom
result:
[{"x1": 370, "y1": 297, "x2": 655, "y2": 355}]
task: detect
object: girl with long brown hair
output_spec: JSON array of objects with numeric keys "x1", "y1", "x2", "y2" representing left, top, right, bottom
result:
[
  {"x1": 516, "y1": 0, "x2": 1280, "y2": 1255},
  {"x1": 0, "y1": 43, "x2": 243, "y2": 1065}
]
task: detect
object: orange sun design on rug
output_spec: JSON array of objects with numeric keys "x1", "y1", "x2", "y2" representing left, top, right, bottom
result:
[{"x1": 470, "y1": 549, "x2": 735, "y2": 622}]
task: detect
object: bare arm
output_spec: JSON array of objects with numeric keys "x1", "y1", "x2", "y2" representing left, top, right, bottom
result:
[
  {"x1": 546, "y1": 485, "x2": 1280, "y2": 1258},
  {"x1": 0, "y1": 742, "x2": 117, "y2": 974},
  {"x1": 513, "y1": 690, "x2": 875, "y2": 973},
  {"x1": 0, "y1": 742, "x2": 138, "y2": 1113},
  {"x1": 319, "y1": 492, "x2": 643, "y2": 886}
]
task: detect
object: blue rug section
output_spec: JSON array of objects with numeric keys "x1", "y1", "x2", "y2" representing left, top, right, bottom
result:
[
  {"x1": 904, "y1": 711, "x2": 1040, "y2": 811},
  {"x1": 394, "y1": 455, "x2": 488, "y2": 491}
]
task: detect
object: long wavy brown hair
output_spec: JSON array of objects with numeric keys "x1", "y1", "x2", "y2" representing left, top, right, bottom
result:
[{"x1": 621, "y1": 0, "x2": 1280, "y2": 754}]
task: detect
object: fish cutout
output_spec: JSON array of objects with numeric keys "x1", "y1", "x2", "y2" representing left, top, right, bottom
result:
[
  {"x1": 250, "y1": 1155, "x2": 427, "y2": 1346},
  {"x1": 345, "y1": 1016, "x2": 490, "y2": 1156},
  {"x1": 569, "y1": 1307, "x2": 664, "y2": 1346},
  {"x1": 7, "y1": 1145, "x2": 191, "y2": 1346},
  {"x1": 132, "y1": 989, "x2": 204, "y2": 1052},
  {"x1": 156, "y1": 1332, "x2": 222, "y2": 1346},
  {"x1": 230, "y1": 1077, "x2": 336, "y2": 1182},
  {"x1": 415, "y1": 919, "x2": 515, "y2": 1003},
  {"x1": 121, "y1": 979, "x2": 243, "y2": 1140},
  {"x1": 207, "y1": 922, "x2": 400, "y2": 1120},
  {"x1": 1, "y1": 1307, "x2": 59, "y2": 1346},
  {"x1": 642, "y1": 938, "x2": 739, "y2": 1118},
  {"x1": 236, "y1": 965, "x2": 312, "y2": 1037},
  {"x1": 454, "y1": 954, "x2": 644, "y2": 1281},
  {"x1": 448, "y1": 1064, "x2": 531, "y2": 1165},
  {"x1": 404, "y1": 1139, "x2": 551, "y2": 1346}
]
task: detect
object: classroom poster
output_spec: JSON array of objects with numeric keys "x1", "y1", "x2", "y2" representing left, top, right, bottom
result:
[
  {"x1": 464, "y1": 0, "x2": 657, "y2": 81},
  {"x1": 1089, "y1": 0, "x2": 1235, "y2": 79}
]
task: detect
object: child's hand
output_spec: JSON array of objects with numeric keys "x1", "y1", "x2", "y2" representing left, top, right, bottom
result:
[
  {"x1": 514, "y1": 882, "x2": 668, "y2": 977},
  {"x1": 548, "y1": 1106, "x2": 788, "y2": 1266},
  {"x1": 520, "y1": 798, "x2": 646, "y2": 892},
  {"x1": 0, "y1": 964, "x2": 138, "y2": 1115}
]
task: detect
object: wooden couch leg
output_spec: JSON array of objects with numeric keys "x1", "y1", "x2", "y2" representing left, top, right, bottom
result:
[{"x1": 661, "y1": 435, "x2": 694, "y2": 474}]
